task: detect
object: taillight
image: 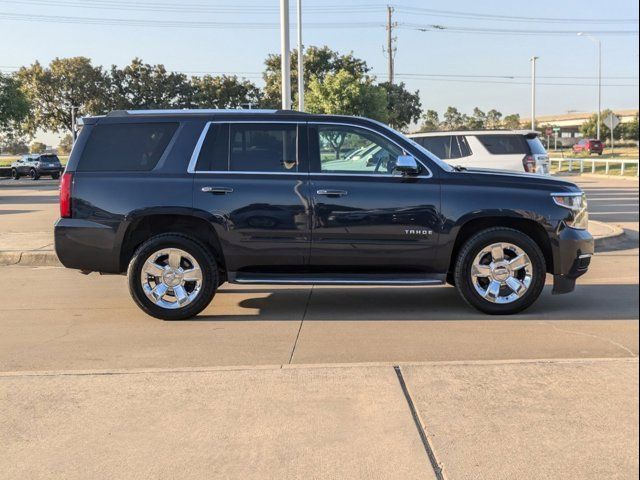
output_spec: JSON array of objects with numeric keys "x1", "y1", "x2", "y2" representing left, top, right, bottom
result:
[
  {"x1": 60, "y1": 172, "x2": 73, "y2": 218},
  {"x1": 522, "y1": 155, "x2": 536, "y2": 173}
]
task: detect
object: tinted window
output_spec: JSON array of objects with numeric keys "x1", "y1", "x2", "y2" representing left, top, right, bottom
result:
[
  {"x1": 39, "y1": 154, "x2": 61, "y2": 163},
  {"x1": 476, "y1": 135, "x2": 528, "y2": 155},
  {"x1": 314, "y1": 124, "x2": 403, "y2": 174},
  {"x1": 526, "y1": 137, "x2": 547, "y2": 155},
  {"x1": 78, "y1": 122, "x2": 178, "y2": 172},
  {"x1": 196, "y1": 123, "x2": 229, "y2": 171},
  {"x1": 229, "y1": 124, "x2": 297, "y2": 172}
]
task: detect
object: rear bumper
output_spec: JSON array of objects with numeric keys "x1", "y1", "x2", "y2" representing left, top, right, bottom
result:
[
  {"x1": 54, "y1": 218, "x2": 121, "y2": 273},
  {"x1": 551, "y1": 225, "x2": 594, "y2": 294}
]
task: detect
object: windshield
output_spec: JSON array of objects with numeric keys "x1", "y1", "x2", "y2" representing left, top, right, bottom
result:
[{"x1": 405, "y1": 137, "x2": 455, "y2": 172}]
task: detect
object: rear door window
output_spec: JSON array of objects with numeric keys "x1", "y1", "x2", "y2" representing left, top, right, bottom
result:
[
  {"x1": 78, "y1": 122, "x2": 178, "y2": 172},
  {"x1": 229, "y1": 124, "x2": 298, "y2": 173},
  {"x1": 476, "y1": 135, "x2": 528, "y2": 155}
]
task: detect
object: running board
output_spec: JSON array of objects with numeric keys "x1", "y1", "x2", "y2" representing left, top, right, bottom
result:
[{"x1": 229, "y1": 273, "x2": 446, "y2": 286}]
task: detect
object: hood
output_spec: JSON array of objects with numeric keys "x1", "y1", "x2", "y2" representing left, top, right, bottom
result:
[{"x1": 452, "y1": 167, "x2": 581, "y2": 193}]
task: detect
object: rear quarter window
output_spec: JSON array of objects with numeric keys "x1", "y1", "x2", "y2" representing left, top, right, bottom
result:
[
  {"x1": 476, "y1": 135, "x2": 528, "y2": 155},
  {"x1": 77, "y1": 122, "x2": 178, "y2": 172}
]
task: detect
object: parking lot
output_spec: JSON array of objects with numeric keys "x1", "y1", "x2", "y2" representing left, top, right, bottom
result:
[{"x1": 1, "y1": 174, "x2": 638, "y2": 479}]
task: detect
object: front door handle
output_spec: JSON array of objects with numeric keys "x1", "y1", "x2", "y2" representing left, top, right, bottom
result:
[
  {"x1": 202, "y1": 186, "x2": 234, "y2": 195},
  {"x1": 317, "y1": 189, "x2": 348, "y2": 197}
]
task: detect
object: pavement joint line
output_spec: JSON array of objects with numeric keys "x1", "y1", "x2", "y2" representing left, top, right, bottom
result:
[
  {"x1": 538, "y1": 321, "x2": 638, "y2": 358},
  {"x1": 286, "y1": 285, "x2": 313, "y2": 365},
  {"x1": 394, "y1": 365, "x2": 447, "y2": 480},
  {"x1": 2, "y1": 357, "x2": 636, "y2": 378}
]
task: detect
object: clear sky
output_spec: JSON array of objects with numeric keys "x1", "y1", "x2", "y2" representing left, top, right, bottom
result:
[{"x1": 1, "y1": 0, "x2": 638, "y2": 144}]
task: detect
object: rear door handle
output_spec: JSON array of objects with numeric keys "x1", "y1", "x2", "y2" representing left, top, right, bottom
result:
[
  {"x1": 201, "y1": 186, "x2": 233, "y2": 195},
  {"x1": 317, "y1": 189, "x2": 348, "y2": 197}
]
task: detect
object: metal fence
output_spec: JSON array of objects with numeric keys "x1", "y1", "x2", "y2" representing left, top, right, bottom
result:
[{"x1": 551, "y1": 158, "x2": 639, "y2": 177}]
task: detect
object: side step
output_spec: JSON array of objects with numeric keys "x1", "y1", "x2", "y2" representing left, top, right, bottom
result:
[{"x1": 229, "y1": 272, "x2": 446, "y2": 286}]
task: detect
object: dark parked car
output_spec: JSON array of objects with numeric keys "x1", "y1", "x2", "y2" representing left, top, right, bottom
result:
[
  {"x1": 11, "y1": 154, "x2": 63, "y2": 180},
  {"x1": 572, "y1": 138, "x2": 604, "y2": 155},
  {"x1": 54, "y1": 110, "x2": 593, "y2": 320}
]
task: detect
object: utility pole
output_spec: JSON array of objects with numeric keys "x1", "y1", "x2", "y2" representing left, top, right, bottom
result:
[
  {"x1": 280, "y1": 0, "x2": 291, "y2": 110},
  {"x1": 70, "y1": 106, "x2": 78, "y2": 142},
  {"x1": 385, "y1": 5, "x2": 396, "y2": 84},
  {"x1": 578, "y1": 33, "x2": 602, "y2": 140},
  {"x1": 530, "y1": 56, "x2": 538, "y2": 131},
  {"x1": 296, "y1": 0, "x2": 304, "y2": 111}
]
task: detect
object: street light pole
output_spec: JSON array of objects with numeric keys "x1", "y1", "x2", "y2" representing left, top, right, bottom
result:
[
  {"x1": 530, "y1": 56, "x2": 538, "y2": 131},
  {"x1": 578, "y1": 32, "x2": 602, "y2": 140},
  {"x1": 296, "y1": 0, "x2": 304, "y2": 111},
  {"x1": 280, "y1": 0, "x2": 291, "y2": 110}
]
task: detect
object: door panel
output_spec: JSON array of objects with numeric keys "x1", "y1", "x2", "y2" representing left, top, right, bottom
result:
[
  {"x1": 194, "y1": 174, "x2": 311, "y2": 272},
  {"x1": 308, "y1": 123, "x2": 441, "y2": 273},
  {"x1": 192, "y1": 122, "x2": 311, "y2": 273},
  {"x1": 310, "y1": 175, "x2": 440, "y2": 272}
]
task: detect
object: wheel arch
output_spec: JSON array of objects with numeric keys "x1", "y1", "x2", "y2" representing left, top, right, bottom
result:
[
  {"x1": 448, "y1": 216, "x2": 553, "y2": 276},
  {"x1": 119, "y1": 212, "x2": 227, "y2": 277}
]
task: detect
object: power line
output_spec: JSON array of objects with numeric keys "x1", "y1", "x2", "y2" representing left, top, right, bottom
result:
[
  {"x1": 401, "y1": 23, "x2": 639, "y2": 36},
  {"x1": 392, "y1": 5, "x2": 639, "y2": 24}
]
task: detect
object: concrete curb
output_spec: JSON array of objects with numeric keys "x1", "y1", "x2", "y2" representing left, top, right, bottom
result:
[{"x1": 0, "y1": 221, "x2": 625, "y2": 268}]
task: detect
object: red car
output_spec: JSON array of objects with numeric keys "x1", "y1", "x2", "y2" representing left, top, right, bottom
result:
[{"x1": 572, "y1": 138, "x2": 604, "y2": 155}]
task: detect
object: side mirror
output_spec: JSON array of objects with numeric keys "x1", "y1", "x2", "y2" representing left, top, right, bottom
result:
[{"x1": 394, "y1": 155, "x2": 420, "y2": 175}]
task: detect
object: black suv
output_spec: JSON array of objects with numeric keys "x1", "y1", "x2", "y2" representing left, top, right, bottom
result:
[
  {"x1": 54, "y1": 110, "x2": 593, "y2": 320},
  {"x1": 11, "y1": 153, "x2": 63, "y2": 180}
]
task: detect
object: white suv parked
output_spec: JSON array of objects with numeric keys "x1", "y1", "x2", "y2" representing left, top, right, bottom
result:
[{"x1": 408, "y1": 130, "x2": 550, "y2": 175}]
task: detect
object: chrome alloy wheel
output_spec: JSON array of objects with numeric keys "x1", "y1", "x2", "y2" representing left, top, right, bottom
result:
[
  {"x1": 471, "y1": 242, "x2": 533, "y2": 304},
  {"x1": 140, "y1": 248, "x2": 203, "y2": 310}
]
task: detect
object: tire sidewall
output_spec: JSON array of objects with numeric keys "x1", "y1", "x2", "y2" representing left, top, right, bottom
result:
[
  {"x1": 128, "y1": 234, "x2": 218, "y2": 320},
  {"x1": 455, "y1": 228, "x2": 546, "y2": 315}
]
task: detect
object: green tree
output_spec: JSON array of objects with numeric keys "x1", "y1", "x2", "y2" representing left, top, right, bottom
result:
[
  {"x1": 57, "y1": 134, "x2": 74, "y2": 155},
  {"x1": 262, "y1": 46, "x2": 370, "y2": 109},
  {"x1": 580, "y1": 109, "x2": 623, "y2": 141},
  {"x1": 17, "y1": 57, "x2": 108, "y2": 135},
  {"x1": 107, "y1": 58, "x2": 192, "y2": 110},
  {"x1": 30, "y1": 141, "x2": 47, "y2": 153},
  {"x1": 191, "y1": 75, "x2": 261, "y2": 109},
  {"x1": 0, "y1": 130, "x2": 30, "y2": 155},
  {"x1": 305, "y1": 69, "x2": 388, "y2": 121},
  {"x1": 378, "y1": 82, "x2": 422, "y2": 131},
  {"x1": 442, "y1": 106, "x2": 467, "y2": 130},
  {"x1": 485, "y1": 109, "x2": 503, "y2": 129},
  {"x1": 502, "y1": 113, "x2": 522, "y2": 130},
  {"x1": 0, "y1": 73, "x2": 30, "y2": 132},
  {"x1": 418, "y1": 109, "x2": 440, "y2": 132},
  {"x1": 464, "y1": 107, "x2": 486, "y2": 130},
  {"x1": 621, "y1": 112, "x2": 639, "y2": 141}
]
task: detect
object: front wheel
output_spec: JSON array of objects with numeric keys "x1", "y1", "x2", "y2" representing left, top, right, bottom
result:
[
  {"x1": 127, "y1": 233, "x2": 219, "y2": 320},
  {"x1": 454, "y1": 228, "x2": 546, "y2": 315},
  {"x1": 11, "y1": 169, "x2": 20, "y2": 180}
]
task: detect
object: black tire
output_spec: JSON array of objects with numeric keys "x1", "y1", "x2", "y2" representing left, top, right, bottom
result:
[
  {"x1": 51, "y1": 172, "x2": 60, "y2": 180},
  {"x1": 454, "y1": 227, "x2": 546, "y2": 315},
  {"x1": 127, "y1": 233, "x2": 219, "y2": 320},
  {"x1": 29, "y1": 168, "x2": 39, "y2": 181},
  {"x1": 11, "y1": 169, "x2": 20, "y2": 180}
]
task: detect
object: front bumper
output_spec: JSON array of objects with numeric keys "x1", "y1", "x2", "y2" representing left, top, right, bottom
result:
[{"x1": 551, "y1": 225, "x2": 594, "y2": 294}]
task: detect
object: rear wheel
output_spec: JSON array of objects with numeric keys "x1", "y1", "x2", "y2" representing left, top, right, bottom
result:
[
  {"x1": 51, "y1": 172, "x2": 60, "y2": 180},
  {"x1": 29, "y1": 168, "x2": 39, "y2": 181},
  {"x1": 127, "y1": 233, "x2": 218, "y2": 320},
  {"x1": 454, "y1": 228, "x2": 546, "y2": 315}
]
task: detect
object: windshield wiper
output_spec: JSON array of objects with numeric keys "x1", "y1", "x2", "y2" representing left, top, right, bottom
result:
[{"x1": 453, "y1": 165, "x2": 467, "y2": 172}]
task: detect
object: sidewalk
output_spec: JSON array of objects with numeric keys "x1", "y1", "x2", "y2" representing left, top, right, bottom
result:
[
  {"x1": 0, "y1": 220, "x2": 625, "y2": 267},
  {"x1": 2, "y1": 358, "x2": 637, "y2": 480}
]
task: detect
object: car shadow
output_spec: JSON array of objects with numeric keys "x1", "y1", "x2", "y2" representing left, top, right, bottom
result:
[{"x1": 190, "y1": 284, "x2": 639, "y2": 322}]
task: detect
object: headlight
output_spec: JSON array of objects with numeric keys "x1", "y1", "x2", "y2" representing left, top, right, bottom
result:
[{"x1": 551, "y1": 192, "x2": 588, "y2": 230}]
